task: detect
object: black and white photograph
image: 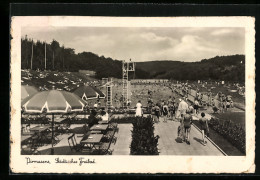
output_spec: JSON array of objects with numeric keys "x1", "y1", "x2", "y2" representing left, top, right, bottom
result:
[{"x1": 10, "y1": 16, "x2": 255, "y2": 173}]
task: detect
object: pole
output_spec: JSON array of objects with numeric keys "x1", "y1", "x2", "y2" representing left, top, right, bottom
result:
[
  {"x1": 52, "y1": 51, "x2": 55, "y2": 70},
  {"x1": 63, "y1": 56, "x2": 64, "y2": 71},
  {"x1": 30, "y1": 40, "x2": 33, "y2": 70},
  {"x1": 133, "y1": 62, "x2": 136, "y2": 79},
  {"x1": 51, "y1": 113, "x2": 54, "y2": 155},
  {"x1": 45, "y1": 42, "x2": 46, "y2": 70}
]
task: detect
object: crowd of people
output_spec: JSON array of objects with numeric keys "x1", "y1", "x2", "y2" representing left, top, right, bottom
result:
[
  {"x1": 134, "y1": 96, "x2": 209, "y2": 146},
  {"x1": 212, "y1": 91, "x2": 234, "y2": 113},
  {"x1": 170, "y1": 82, "x2": 236, "y2": 114}
]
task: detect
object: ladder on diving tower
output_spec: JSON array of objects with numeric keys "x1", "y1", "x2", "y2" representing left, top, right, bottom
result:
[
  {"x1": 106, "y1": 85, "x2": 112, "y2": 110},
  {"x1": 103, "y1": 78, "x2": 112, "y2": 110},
  {"x1": 122, "y1": 61, "x2": 128, "y2": 109}
]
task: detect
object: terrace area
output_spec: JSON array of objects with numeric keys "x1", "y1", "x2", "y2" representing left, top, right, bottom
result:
[{"x1": 21, "y1": 115, "x2": 225, "y2": 156}]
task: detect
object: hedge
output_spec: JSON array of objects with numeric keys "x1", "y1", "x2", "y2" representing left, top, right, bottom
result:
[
  {"x1": 130, "y1": 116, "x2": 160, "y2": 155},
  {"x1": 208, "y1": 117, "x2": 245, "y2": 154},
  {"x1": 21, "y1": 117, "x2": 89, "y2": 124},
  {"x1": 22, "y1": 113, "x2": 153, "y2": 125},
  {"x1": 110, "y1": 116, "x2": 135, "y2": 124}
]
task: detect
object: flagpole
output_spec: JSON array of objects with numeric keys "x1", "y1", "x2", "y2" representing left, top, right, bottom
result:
[
  {"x1": 45, "y1": 41, "x2": 47, "y2": 70},
  {"x1": 134, "y1": 62, "x2": 136, "y2": 79},
  {"x1": 53, "y1": 51, "x2": 54, "y2": 70},
  {"x1": 51, "y1": 113, "x2": 54, "y2": 155},
  {"x1": 30, "y1": 40, "x2": 33, "y2": 70}
]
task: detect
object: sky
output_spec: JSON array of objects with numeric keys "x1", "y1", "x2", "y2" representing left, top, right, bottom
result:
[{"x1": 22, "y1": 27, "x2": 245, "y2": 62}]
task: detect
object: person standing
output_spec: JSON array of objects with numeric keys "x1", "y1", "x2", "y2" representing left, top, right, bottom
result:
[
  {"x1": 114, "y1": 93, "x2": 118, "y2": 108},
  {"x1": 99, "y1": 108, "x2": 109, "y2": 123},
  {"x1": 189, "y1": 105, "x2": 194, "y2": 115},
  {"x1": 177, "y1": 114, "x2": 185, "y2": 142},
  {"x1": 162, "y1": 102, "x2": 169, "y2": 122},
  {"x1": 97, "y1": 99, "x2": 101, "y2": 106},
  {"x1": 223, "y1": 99, "x2": 227, "y2": 112},
  {"x1": 208, "y1": 91, "x2": 212, "y2": 106},
  {"x1": 230, "y1": 100, "x2": 234, "y2": 108},
  {"x1": 127, "y1": 99, "x2": 131, "y2": 109},
  {"x1": 160, "y1": 100, "x2": 165, "y2": 116},
  {"x1": 176, "y1": 99, "x2": 189, "y2": 119},
  {"x1": 151, "y1": 104, "x2": 157, "y2": 122},
  {"x1": 219, "y1": 99, "x2": 224, "y2": 113},
  {"x1": 147, "y1": 97, "x2": 153, "y2": 111},
  {"x1": 119, "y1": 94, "x2": 123, "y2": 108},
  {"x1": 88, "y1": 108, "x2": 98, "y2": 127},
  {"x1": 199, "y1": 112, "x2": 209, "y2": 146},
  {"x1": 183, "y1": 110, "x2": 193, "y2": 145},
  {"x1": 167, "y1": 96, "x2": 173, "y2": 105},
  {"x1": 155, "y1": 103, "x2": 161, "y2": 122},
  {"x1": 172, "y1": 96, "x2": 176, "y2": 105},
  {"x1": 168, "y1": 102, "x2": 174, "y2": 120},
  {"x1": 194, "y1": 99, "x2": 199, "y2": 115},
  {"x1": 93, "y1": 102, "x2": 98, "y2": 108},
  {"x1": 135, "y1": 100, "x2": 143, "y2": 117}
]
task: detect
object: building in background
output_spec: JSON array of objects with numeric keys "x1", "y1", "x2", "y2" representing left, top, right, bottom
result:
[{"x1": 79, "y1": 70, "x2": 96, "y2": 77}]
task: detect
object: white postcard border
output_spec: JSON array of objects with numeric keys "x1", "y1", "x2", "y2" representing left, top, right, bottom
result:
[{"x1": 10, "y1": 16, "x2": 255, "y2": 173}]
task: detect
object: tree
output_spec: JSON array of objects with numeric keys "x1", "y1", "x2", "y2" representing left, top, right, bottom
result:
[
  {"x1": 50, "y1": 39, "x2": 60, "y2": 70},
  {"x1": 21, "y1": 37, "x2": 245, "y2": 82}
]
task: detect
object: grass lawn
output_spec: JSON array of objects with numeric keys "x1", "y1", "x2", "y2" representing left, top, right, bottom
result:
[
  {"x1": 193, "y1": 120, "x2": 244, "y2": 155},
  {"x1": 213, "y1": 112, "x2": 245, "y2": 129}
]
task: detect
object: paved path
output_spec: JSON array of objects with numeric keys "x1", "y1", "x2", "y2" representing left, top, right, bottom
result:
[
  {"x1": 111, "y1": 124, "x2": 132, "y2": 155},
  {"x1": 111, "y1": 119, "x2": 224, "y2": 156},
  {"x1": 154, "y1": 117, "x2": 224, "y2": 156},
  {"x1": 33, "y1": 122, "x2": 224, "y2": 156}
]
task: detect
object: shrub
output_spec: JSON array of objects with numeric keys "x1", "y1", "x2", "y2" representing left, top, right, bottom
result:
[
  {"x1": 111, "y1": 108, "x2": 150, "y2": 115},
  {"x1": 208, "y1": 117, "x2": 245, "y2": 154},
  {"x1": 110, "y1": 116, "x2": 135, "y2": 124},
  {"x1": 21, "y1": 117, "x2": 50, "y2": 124},
  {"x1": 21, "y1": 117, "x2": 89, "y2": 125},
  {"x1": 130, "y1": 116, "x2": 160, "y2": 155}
]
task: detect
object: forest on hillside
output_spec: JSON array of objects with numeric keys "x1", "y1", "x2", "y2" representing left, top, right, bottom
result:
[
  {"x1": 21, "y1": 37, "x2": 245, "y2": 82},
  {"x1": 137, "y1": 55, "x2": 245, "y2": 82},
  {"x1": 21, "y1": 36, "x2": 150, "y2": 79}
]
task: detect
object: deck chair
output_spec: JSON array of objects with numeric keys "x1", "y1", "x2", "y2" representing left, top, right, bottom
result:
[
  {"x1": 21, "y1": 124, "x2": 31, "y2": 133},
  {"x1": 21, "y1": 144, "x2": 41, "y2": 155},
  {"x1": 27, "y1": 134, "x2": 42, "y2": 148},
  {"x1": 21, "y1": 126, "x2": 34, "y2": 136},
  {"x1": 68, "y1": 113, "x2": 77, "y2": 120},
  {"x1": 43, "y1": 130, "x2": 60, "y2": 145},
  {"x1": 93, "y1": 142, "x2": 113, "y2": 155},
  {"x1": 58, "y1": 123, "x2": 72, "y2": 134},
  {"x1": 103, "y1": 130, "x2": 117, "y2": 144},
  {"x1": 108, "y1": 123, "x2": 119, "y2": 133},
  {"x1": 40, "y1": 118, "x2": 50, "y2": 126},
  {"x1": 68, "y1": 134, "x2": 83, "y2": 152}
]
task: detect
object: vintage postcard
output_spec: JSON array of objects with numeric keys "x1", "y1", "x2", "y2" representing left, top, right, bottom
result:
[{"x1": 10, "y1": 16, "x2": 255, "y2": 173}]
